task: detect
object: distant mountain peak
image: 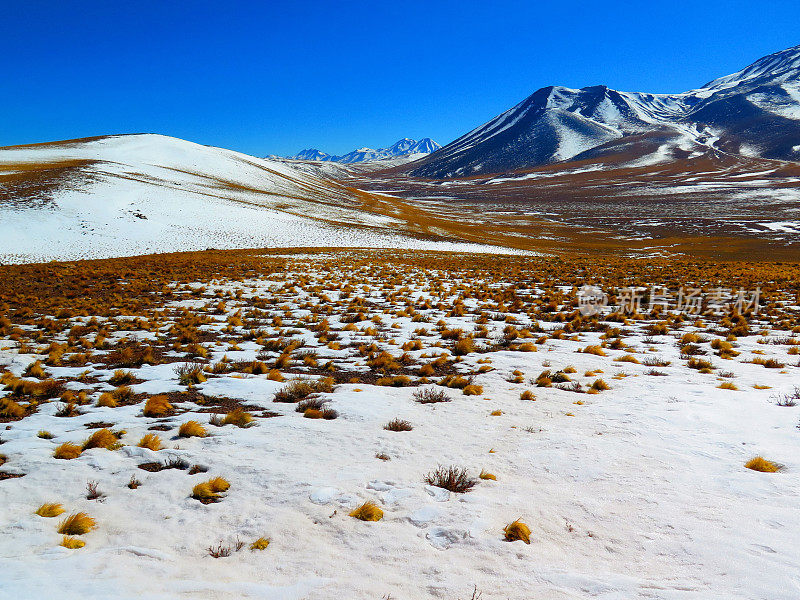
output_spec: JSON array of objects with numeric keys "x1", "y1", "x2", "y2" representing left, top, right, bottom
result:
[
  {"x1": 288, "y1": 137, "x2": 441, "y2": 164},
  {"x1": 410, "y1": 43, "x2": 800, "y2": 178}
]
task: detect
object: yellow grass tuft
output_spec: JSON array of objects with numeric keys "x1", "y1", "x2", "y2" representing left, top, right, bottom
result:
[
  {"x1": 58, "y1": 512, "x2": 96, "y2": 535},
  {"x1": 178, "y1": 420, "x2": 207, "y2": 438},
  {"x1": 718, "y1": 382, "x2": 738, "y2": 390},
  {"x1": 35, "y1": 502, "x2": 65, "y2": 517},
  {"x1": 250, "y1": 537, "x2": 270, "y2": 550},
  {"x1": 60, "y1": 536, "x2": 85, "y2": 549},
  {"x1": 490, "y1": 409, "x2": 502, "y2": 416},
  {"x1": 582, "y1": 345, "x2": 606, "y2": 356},
  {"x1": 221, "y1": 409, "x2": 253, "y2": 428},
  {"x1": 137, "y1": 433, "x2": 162, "y2": 451},
  {"x1": 96, "y1": 392, "x2": 117, "y2": 408},
  {"x1": 303, "y1": 408, "x2": 323, "y2": 419},
  {"x1": 208, "y1": 476, "x2": 230, "y2": 493},
  {"x1": 143, "y1": 395, "x2": 172, "y2": 417},
  {"x1": 53, "y1": 442, "x2": 82, "y2": 460},
  {"x1": 349, "y1": 501, "x2": 383, "y2": 521},
  {"x1": 479, "y1": 470, "x2": 496, "y2": 480},
  {"x1": 191, "y1": 482, "x2": 219, "y2": 501},
  {"x1": 503, "y1": 519, "x2": 531, "y2": 544},
  {"x1": 744, "y1": 456, "x2": 780, "y2": 473},
  {"x1": 462, "y1": 384, "x2": 483, "y2": 396},
  {"x1": 520, "y1": 390, "x2": 535, "y2": 400},
  {"x1": 82, "y1": 428, "x2": 120, "y2": 451}
]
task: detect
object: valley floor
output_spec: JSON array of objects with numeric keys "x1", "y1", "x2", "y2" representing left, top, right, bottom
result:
[{"x1": 0, "y1": 249, "x2": 798, "y2": 600}]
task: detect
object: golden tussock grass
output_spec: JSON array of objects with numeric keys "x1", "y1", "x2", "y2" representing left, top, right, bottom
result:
[
  {"x1": 479, "y1": 470, "x2": 496, "y2": 480},
  {"x1": 221, "y1": 409, "x2": 254, "y2": 428},
  {"x1": 143, "y1": 394, "x2": 172, "y2": 417},
  {"x1": 744, "y1": 456, "x2": 781, "y2": 473},
  {"x1": 718, "y1": 382, "x2": 739, "y2": 390},
  {"x1": 250, "y1": 537, "x2": 270, "y2": 550},
  {"x1": 60, "y1": 536, "x2": 85, "y2": 549},
  {"x1": 53, "y1": 442, "x2": 82, "y2": 460},
  {"x1": 590, "y1": 379, "x2": 610, "y2": 391},
  {"x1": 82, "y1": 428, "x2": 120, "y2": 451},
  {"x1": 35, "y1": 502, "x2": 65, "y2": 517},
  {"x1": 208, "y1": 476, "x2": 230, "y2": 492},
  {"x1": 581, "y1": 345, "x2": 607, "y2": 356},
  {"x1": 520, "y1": 390, "x2": 535, "y2": 400},
  {"x1": 462, "y1": 384, "x2": 483, "y2": 396},
  {"x1": 191, "y1": 482, "x2": 219, "y2": 501},
  {"x1": 349, "y1": 501, "x2": 383, "y2": 521},
  {"x1": 137, "y1": 433, "x2": 162, "y2": 451},
  {"x1": 178, "y1": 420, "x2": 207, "y2": 438},
  {"x1": 490, "y1": 409, "x2": 502, "y2": 416},
  {"x1": 57, "y1": 512, "x2": 96, "y2": 535},
  {"x1": 503, "y1": 519, "x2": 531, "y2": 544},
  {"x1": 96, "y1": 392, "x2": 117, "y2": 408}
]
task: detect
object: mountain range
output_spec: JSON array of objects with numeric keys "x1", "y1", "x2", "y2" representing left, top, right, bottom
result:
[
  {"x1": 291, "y1": 137, "x2": 441, "y2": 163},
  {"x1": 410, "y1": 44, "x2": 800, "y2": 177}
]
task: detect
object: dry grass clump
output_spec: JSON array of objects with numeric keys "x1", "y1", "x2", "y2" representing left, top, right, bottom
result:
[
  {"x1": 503, "y1": 519, "x2": 531, "y2": 544},
  {"x1": 37, "y1": 430, "x2": 54, "y2": 439},
  {"x1": 82, "y1": 428, "x2": 120, "y2": 451},
  {"x1": 424, "y1": 466, "x2": 477, "y2": 493},
  {"x1": 143, "y1": 395, "x2": 172, "y2": 417},
  {"x1": 384, "y1": 418, "x2": 413, "y2": 432},
  {"x1": 24, "y1": 361, "x2": 46, "y2": 378},
  {"x1": 479, "y1": 470, "x2": 496, "y2": 480},
  {"x1": 250, "y1": 537, "x2": 270, "y2": 550},
  {"x1": 60, "y1": 536, "x2": 85, "y2": 549},
  {"x1": 137, "y1": 433, "x2": 162, "y2": 451},
  {"x1": 744, "y1": 456, "x2": 781, "y2": 473},
  {"x1": 615, "y1": 354, "x2": 640, "y2": 364},
  {"x1": 192, "y1": 477, "x2": 230, "y2": 502},
  {"x1": 412, "y1": 388, "x2": 451, "y2": 404},
  {"x1": 462, "y1": 384, "x2": 483, "y2": 396},
  {"x1": 349, "y1": 501, "x2": 383, "y2": 521},
  {"x1": 0, "y1": 397, "x2": 26, "y2": 419},
  {"x1": 111, "y1": 385, "x2": 135, "y2": 403},
  {"x1": 520, "y1": 390, "x2": 535, "y2": 400},
  {"x1": 582, "y1": 345, "x2": 606, "y2": 356},
  {"x1": 273, "y1": 377, "x2": 334, "y2": 403},
  {"x1": 57, "y1": 512, "x2": 96, "y2": 535},
  {"x1": 96, "y1": 392, "x2": 117, "y2": 408},
  {"x1": 376, "y1": 375, "x2": 412, "y2": 387},
  {"x1": 178, "y1": 420, "x2": 208, "y2": 438},
  {"x1": 109, "y1": 369, "x2": 135, "y2": 385},
  {"x1": 303, "y1": 408, "x2": 323, "y2": 419},
  {"x1": 718, "y1": 382, "x2": 738, "y2": 390},
  {"x1": 54, "y1": 442, "x2": 82, "y2": 460},
  {"x1": 174, "y1": 362, "x2": 207, "y2": 386},
  {"x1": 221, "y1": 409, "x2": 254, "y2": 428},
  {"x1": 35, "y1": 502, "x2": 65, "y2": 517},
  {"x1": 590, "y1": 379, "x2": 610, "y2": 392}
]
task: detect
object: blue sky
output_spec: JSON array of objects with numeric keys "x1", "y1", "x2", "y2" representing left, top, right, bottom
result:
[{"x1": 2, "y1": 1, "x2": 798, "y2": 156}]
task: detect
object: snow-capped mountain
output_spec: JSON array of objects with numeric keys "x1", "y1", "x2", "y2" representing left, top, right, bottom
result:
[
  {"x1": 411, "y1": 44, "x2": 800, "y2": 177},
  {"x1": 290, "y1": 137, "x2": 441, "y2": 163}
]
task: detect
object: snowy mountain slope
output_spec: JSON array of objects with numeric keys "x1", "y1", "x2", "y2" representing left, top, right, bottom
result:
[
  {"x1": 411, "y1": 44, "x2": 800, "y2": 178},
  {"x1": 0, "y1": 134, "x2": 503, "y2": 263},
  {"x1": 290, "y1": 137, "x2": 441, "y2": 163}
]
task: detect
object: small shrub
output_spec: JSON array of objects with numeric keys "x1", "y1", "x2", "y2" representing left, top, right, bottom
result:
[
  {"x1": 296, "y1": 398, "x2": 326, "y2": 413},
  {"x1": 174, "y1": 362, "x2": 207, "y2": 386},
  {"x1": 412, "y1": 388, "x2": 451, "y2": 404},
  {"x1": 178, "y1": 420, "x2": 207, "y2": 438},
  {"x1": 143, "y1": 395, "x2": 172, "y2": 417},
  {"x1": 503, "y1": 519, "x2": 531, "y2": 544},
  {"x1": 86, "y1": 480, "x2": 105, "y2": 500},
  {"x1": 384, "y1": 418, "x2": 413, "y2": 432},
  {"x1": 744, "y1": 456, "x2": 780, "y2": 473},
  {"x1": 321, "y1": 407, "x2": 338, "y2": 420},
  {"x1": 35, "y1": 503, "x2": 65, "y2": 517},
  {"x1": 424, "y1": 466, "x2": 477, "y2": 493},
  {"x1": 128, "y1": 475, "x2": 141, "y2": 489},
  {"x1": 349, "y1": 501, "x2": 383, "y2": 521},
  {"x1": 137, "y1": 433, "x2": 162, "y2": 451},
  {"x1": 58, "y1": 512, "x2": 96, "y2": 535},
  {"x1": 54, "y1": 442, "x2": 82, "y2": 460}
]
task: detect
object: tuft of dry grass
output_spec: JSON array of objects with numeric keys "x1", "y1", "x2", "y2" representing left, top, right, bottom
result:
[
  {"x1": 462, "y1": 384, "x2": 483, "y2": 396},
  {"x1": 479, "y1": 470, "x2": 496, "y2": 480},
  {"x1": 349, "y1": 501, "x2": 383, "y2": 521},
  {"x1": 718, "y1": 382, "x2": 738, "y2": 390},
  {"x1": 143, "y1": 395, "x2": 172, "y2": 417},
  {"x1": 520, "y1": 390, "x2": 535, "y2": 400},
  {"x1": 96, "y1": 392, "x2": 117, "y2": 408},
  {"x1": 82, "y1": 428, "x2": 120, "y2": 451},
  {"x1": 250, "y1": 537, "x2": 270, "y2": 550},
  {"x1": 191, "y1": 482, "x2": 219, "y2": 501},
  {"x1": 384, "y1": 418, "x2": 413, "y2": 432},
  {"x1": 221, "y1": 409, "x2": 254, "y2": 428},
  {"x1": 137, "y1": 433, "x2": 162, "y2": 451},
  {"x1": 109, "y1": 369, "x2": 135, "y2": 385},
  {"x1": 178, "y1": 420, "x2": 207, "y2": 438},
  {"x1": 208, "y1": 476, "x2": 230, "y2": 492},
  {"x1": 58, "y1": 512, "x2": 96, "y2": 535},
  {"x1": 424, "y1": 466, "x2": 477, "y2": 493},
  {"x1": 582, "y1": 345, "x2": 607, "y2": 356},
  {"x1": 503, "y1": 519, "x2": 531, "y2": 544},
  {"x1": 60, "y1": 536, "x2": 85, "y2": 549},
  {"x1": 590, "y1": 379, "x2": 610, "y2": 391},
  {"x1": 744, "y1": 456, "x2": 781, "y2": 473},
  {"x1": 35, "y1": 502, "x2": 65, "y2": 517},
  {"x1": 412, "y1": 388, "x2": 451, "y2": 404},
  {"x1": 54, "y1": 442, "x2": 82, "y2": 460}
]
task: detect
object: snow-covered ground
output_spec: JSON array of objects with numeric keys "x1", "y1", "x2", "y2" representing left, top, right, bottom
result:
[
  {"x1": 0, "y1": 134, "x2": 512, "y2": 263},
  {"x1": 1, "y1": 255, "x2": 798, "y2": 599}
]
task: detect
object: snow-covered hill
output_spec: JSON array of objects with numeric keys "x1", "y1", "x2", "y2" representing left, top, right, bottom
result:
[
  {"x1": 0, "y1": 134, "x2": 500, "y2": 263},
  {"x1": 411, "y1": 44, "x2": 800, "y2": 177},
  {"x1": 290, "y1": 137, "x2": 441, "y2": 164}
]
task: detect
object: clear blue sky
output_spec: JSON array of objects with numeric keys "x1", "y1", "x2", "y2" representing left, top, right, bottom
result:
[{"x1": 2, "y1": 1, "x2": 798, "y2": 156}]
